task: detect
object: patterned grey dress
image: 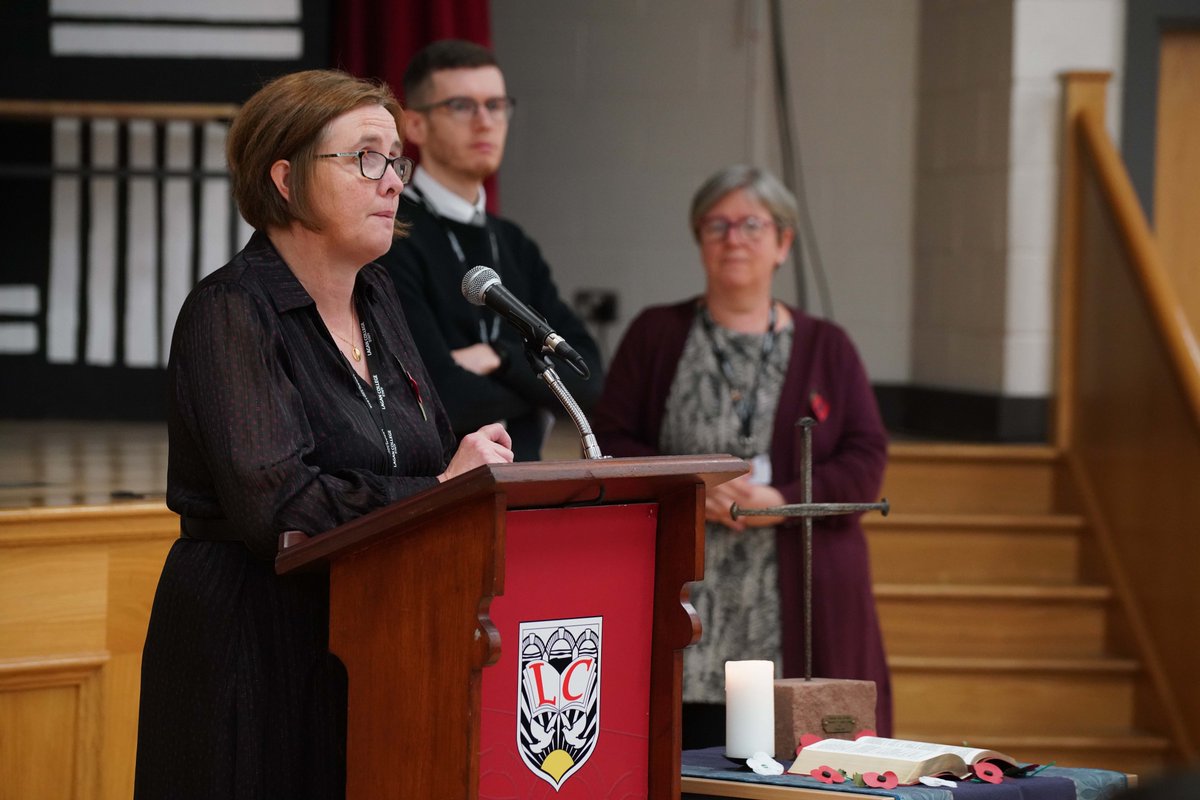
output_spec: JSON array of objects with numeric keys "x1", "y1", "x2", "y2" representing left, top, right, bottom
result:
[{"x1": 659, "y1": 309, "x2": 793, "y2": 703}]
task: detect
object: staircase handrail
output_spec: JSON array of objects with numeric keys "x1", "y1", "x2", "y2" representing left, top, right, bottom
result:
[{"x1": 1055, "y1": 71, "x2": 1200, "y2": 764}]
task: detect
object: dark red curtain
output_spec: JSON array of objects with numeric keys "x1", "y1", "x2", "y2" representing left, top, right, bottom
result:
[{"x1": 332, "y1": 0, "x2": 498, "y2": 210}]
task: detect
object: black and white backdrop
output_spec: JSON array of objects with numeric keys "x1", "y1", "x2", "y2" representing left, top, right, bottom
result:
[{"x1": 0, "y1": 0, "x2": 330, "y2": 418}]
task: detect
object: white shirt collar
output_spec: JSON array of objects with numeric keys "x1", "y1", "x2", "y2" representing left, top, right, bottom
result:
[{"x1": 408, "y1": 166, "x2": 488, "y2": 226}]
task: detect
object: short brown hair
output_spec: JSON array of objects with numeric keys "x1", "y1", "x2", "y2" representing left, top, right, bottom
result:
[
  {"x1": 227, "y1": 69, "x2": 404, "y2": 234},
  {"x1": 403, "y1": 39, "x2": 499, "y2": 106}
]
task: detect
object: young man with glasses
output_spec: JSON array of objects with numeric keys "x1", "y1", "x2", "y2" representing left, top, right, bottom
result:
[{"x1": 377, "y1": 39, "x2": 602, "y2": 461}]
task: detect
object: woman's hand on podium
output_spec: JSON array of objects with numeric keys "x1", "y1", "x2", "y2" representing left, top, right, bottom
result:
[{"x1": 438, "y1": 423, "x2": 514, "y2": 482}]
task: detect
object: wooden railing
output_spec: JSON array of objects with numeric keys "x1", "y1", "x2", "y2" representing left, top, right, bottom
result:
[
  {"x1": 1055, "y1": 72, "x2": 1200, "y2": 762},
  {"x1": 0, "y1": 99, "x2": 239, "y2": 122}
]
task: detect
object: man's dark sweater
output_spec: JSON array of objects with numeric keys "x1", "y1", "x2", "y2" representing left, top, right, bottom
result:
[{"x1": 378, "y1": 194, "x2": 603, "y2": 461}]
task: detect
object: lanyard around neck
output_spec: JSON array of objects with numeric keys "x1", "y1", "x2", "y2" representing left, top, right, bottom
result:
[
  {"x1": 407, "y1": 186, "x2": 502, "y2": 343},
  {"x1": 344, "y1": 310, "x2": 429, "y2": 472},
  {"x1": 698, "y1": 302, "x2": 778, "y2": 446}
]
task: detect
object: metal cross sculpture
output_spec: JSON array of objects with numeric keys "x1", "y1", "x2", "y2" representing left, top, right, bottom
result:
[{"x1": 730, "y1": 416, "x2": 889, "y2": 680}]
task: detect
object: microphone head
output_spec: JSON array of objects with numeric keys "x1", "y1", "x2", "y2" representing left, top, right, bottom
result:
[{"x1": 461, "y1": 265, "x2": 501, "y2": 306}]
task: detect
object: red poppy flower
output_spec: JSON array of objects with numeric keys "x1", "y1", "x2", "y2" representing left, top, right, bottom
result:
[
  {"x1": 810, "y1": 766, "x2": 845, "y2": 784},
  {"x1": 810, "y1": 391, "x2": 830, "y2": 422},
  {"x1": 863, "y1": 771, "x2": 900, "y2": 789},
  {"x1": 974, "y1": 762, "x2": 1004, "y2": 784}
]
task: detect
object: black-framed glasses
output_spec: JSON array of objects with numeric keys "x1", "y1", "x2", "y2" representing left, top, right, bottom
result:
[
  {"x1": 315, "y1": 150, "x2": 414, "y2": 182},
  {"x1": 697, "y1": 215, "x2": 776, "y2": 243},
  {"x1": 411, "y1": 96, "x2": 516, "y2": 122}
]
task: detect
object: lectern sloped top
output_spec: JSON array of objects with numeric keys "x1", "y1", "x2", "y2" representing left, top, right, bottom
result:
[{"x1": 275, "y1": 454, "x2": 747, "y2": 574}]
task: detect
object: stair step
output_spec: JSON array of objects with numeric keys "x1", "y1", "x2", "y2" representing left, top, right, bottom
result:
[
  {"x1": 877, "y1": 584, "x2": 1110, "y2": 600},
  {"x1": 866, "y1": 513, "x2": 1086, "y2": 585},
  {"x1": 883, "y1": 443, "x2": 1062, "y2": 514},
  {"x1": 875, "y1": 584, "x2": 1111, "y2": 658},
  {"x1": 873, "y1": 442, "x2": 1176, "y2": 770},
  {"x1": 888, "y1": 443, "x2": 1060, "y2": 459},
  {"x1": 890, "y1": 656, "x2": 1137, "y2": 735},
  {"x1": 869, "y1": 512, "x2": 1086, "y2": 530},
  {"x1": 892, "y1": 729, "x2": 1169, "y2": 777},
  {"x1": 889, "y1": 654, "x2": 1139, "y2": 673}
]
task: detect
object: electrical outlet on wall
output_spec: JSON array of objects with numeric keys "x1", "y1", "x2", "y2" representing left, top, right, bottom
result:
[{"x1": 573, "y1": 289, "x2": 618, "y2": 324}]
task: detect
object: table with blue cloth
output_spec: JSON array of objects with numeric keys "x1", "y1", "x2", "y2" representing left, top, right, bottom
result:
[{"x1": 681, "y1": 747, "x2": 1130, "y2": 800}]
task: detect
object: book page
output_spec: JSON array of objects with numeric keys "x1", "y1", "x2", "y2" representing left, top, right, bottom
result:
[
  {"x1": 787, "y1": 739, "x2": 953, "y2": 781},
  {"x1": 787, "y1": 737, "x2": 1012, "y2": 783},
  {"x1": 839, "y1": 737, "x2": 1001, "y2": 763}
]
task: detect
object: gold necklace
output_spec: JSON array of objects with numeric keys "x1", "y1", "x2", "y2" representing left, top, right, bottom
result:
[{"x1": 332, "y1": 320, "x2": 362, "y2": 362}]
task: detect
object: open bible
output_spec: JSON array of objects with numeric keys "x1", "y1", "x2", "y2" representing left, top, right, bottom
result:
[{"x1": 787, "y1": 736, "x2": 1018, "y2": 784}]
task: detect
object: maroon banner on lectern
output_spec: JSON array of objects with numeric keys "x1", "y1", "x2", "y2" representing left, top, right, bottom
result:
[{"x1": 479, "y1": 503, "x2": 658, "y2": 798}]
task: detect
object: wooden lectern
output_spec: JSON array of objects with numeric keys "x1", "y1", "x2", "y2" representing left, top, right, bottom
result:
[{"x1": 275, "y1": 454, "x2": 746, "y2": 799}]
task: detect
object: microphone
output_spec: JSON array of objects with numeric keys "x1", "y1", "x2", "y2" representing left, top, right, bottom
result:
[{"x1": 461, "y1": 265, "x2": 590, "y2": 379}]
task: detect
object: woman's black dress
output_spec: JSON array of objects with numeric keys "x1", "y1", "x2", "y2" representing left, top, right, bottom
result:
[{"x1": 133, "y1": 233, "x2": 456, "y2": 800}]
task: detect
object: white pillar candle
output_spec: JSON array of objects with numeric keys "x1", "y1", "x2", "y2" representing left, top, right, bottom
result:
[{"x1": 724, "y1": 660, "x2": 775, "y2": 758}]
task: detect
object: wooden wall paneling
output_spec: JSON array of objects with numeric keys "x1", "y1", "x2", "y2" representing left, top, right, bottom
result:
[
  {"x1": 0, "y1": 682, "x2": 79, "y2": 799},
  {"x1": 0, "y1": 655, "x2": 106, "y2": 800},
  {"x1": 0, "y1": 504, "x2": 176, "y2": 800},
  {"x1": 101, "y1": 539, "x2": 174, "y2": 799},
  {"x1": 0, "y1": 545, "x2": 107, "y2": 660}
]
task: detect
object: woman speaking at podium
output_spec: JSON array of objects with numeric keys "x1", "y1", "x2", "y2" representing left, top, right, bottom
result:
[
  {"x1": 592, "y1": 165, "x2": 892, "y2": 747},
  {"x1": 133, "y1": 70, "x2": 512, "y2": 799}
]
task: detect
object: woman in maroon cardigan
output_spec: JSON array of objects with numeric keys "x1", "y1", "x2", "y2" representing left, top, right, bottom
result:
[{"x1": 592, "y1": 166, "x2": 892, "y2": 748}]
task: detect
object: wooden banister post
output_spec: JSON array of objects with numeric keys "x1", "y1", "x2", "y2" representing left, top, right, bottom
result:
[{"x1": 1053, "y1": 71, "x2": 1111, "y2": 452}]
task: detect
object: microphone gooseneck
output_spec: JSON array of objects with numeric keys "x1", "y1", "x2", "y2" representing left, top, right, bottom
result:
[{"x1": 460, "y1": 266, "x2": 604, "y2": 459}]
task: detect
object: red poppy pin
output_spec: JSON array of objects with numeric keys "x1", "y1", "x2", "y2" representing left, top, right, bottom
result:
[
  {"x1": 401, "y1": 364, "x2": 428, "y2": 421},
  {"x1": 810, "y1": 391, "x2": 829, "y2": 422},
  {"x1": 973, "y1": 762, "x2": 1004, "y2": 784},
  {"x1": 810, "y1": 766, "x2": 845, "y2": 784},
  {"x1": 863, "y1": 771, "x2": 900, "y2": 789}
]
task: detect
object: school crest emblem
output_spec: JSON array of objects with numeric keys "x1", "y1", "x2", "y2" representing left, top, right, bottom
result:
[{"x1": 517, "y1": 616, "x2": 602, "y2": 790}]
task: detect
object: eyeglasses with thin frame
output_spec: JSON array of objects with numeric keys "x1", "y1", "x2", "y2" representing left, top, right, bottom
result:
[
  {"x1": 411, "y1": 96, "x2": 517, "y2": 122},
  {"x1": 697, "y1": 215, "x2": 776, "y2": 243},
  {"x1": 315, "y1": 150, "x2": 414, "y2": 182}
]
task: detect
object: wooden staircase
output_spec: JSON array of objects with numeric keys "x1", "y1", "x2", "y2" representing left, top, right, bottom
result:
[{"x1": 867, "y1": 442, "x2": 1172, "y2": 776}]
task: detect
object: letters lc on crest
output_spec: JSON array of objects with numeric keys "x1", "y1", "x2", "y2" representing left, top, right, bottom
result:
[{"x1": 518, "y1": 616, "x2": 603, "y2": 790}]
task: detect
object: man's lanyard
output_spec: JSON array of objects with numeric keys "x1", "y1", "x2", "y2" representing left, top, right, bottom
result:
[
  {"x1": 346, "y1": 312, "x2": 429, "y2": 472},
  {"x1": 698, "y1": 302, "x2": 778, "y2": 448},
  {"x1": 406, "y1": 186, "x2": 502, "y2": 344}
]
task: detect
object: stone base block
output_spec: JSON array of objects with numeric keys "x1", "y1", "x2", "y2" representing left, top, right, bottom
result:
[{"x1": 774, "y1": 677, "x2": 876, "y2": 759}]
